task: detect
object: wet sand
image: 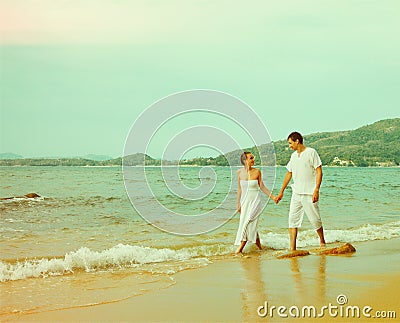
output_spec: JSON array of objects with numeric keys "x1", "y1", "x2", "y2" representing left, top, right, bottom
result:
[{"x1": 3, "y1": 238, "x2": 400, "y2": 322}]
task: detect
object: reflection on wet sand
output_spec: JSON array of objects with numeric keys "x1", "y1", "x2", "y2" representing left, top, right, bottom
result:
[
  {"x1": 240, "y1": 255, "x2": 267, "y2": 322},
  {"x1": 290, "y1": 255, "x2": 326, "y2": 305},
  {"x1": 239, "y1": 252, "x2": 328, "y2": 321}
]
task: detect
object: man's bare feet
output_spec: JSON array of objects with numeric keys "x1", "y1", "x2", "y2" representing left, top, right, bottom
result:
[{"x1": 232, "y1": 252, "x2": 244, "y2": 257}]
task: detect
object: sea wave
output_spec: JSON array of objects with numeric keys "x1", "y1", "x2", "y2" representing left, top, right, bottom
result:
[
  {"x1": 260, "y1": 221, "x2": 400, "y2": 249},
  {"x1": 1, "y1": 221, "x2": 398, "y2": 282},
  {"x1": 0, "y1": 244, "x2": 232, "y2": 282},
  {"x1": 0, "y1": 196, "x2": 45, "y2": 203}
]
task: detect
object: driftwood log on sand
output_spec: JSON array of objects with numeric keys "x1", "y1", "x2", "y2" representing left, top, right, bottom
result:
[
  {"x1": 276, "y1": 243, "x2": 357, "y2": 259},
  {"x1": 276, "y1": 250, "x2": 310, "y2": 259},
  {"x1": 317, "y1": 243, "x2": 356, "y2": 255}
]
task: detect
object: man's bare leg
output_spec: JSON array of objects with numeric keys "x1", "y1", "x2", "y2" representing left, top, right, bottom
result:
[
  {"x1": 289, "y1": 228, "x2": 298, "y2": 251},
  {"x1": 317, "y1": 226, "x2": 326, "y2": 247},
  {"x1": 235, "y1": 241, "x2": 247, "y2": 254}
]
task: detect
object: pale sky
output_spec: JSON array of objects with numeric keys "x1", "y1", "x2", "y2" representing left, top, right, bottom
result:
[{"x1": 1, "y1": 0, "x2": 399, "y2": 158}]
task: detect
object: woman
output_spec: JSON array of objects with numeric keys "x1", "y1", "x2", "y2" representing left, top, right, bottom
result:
[{"x1": 235, "y1": 151, "x2": 276, "y2": 254}]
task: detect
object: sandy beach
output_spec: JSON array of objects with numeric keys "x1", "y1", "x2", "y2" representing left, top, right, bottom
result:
[
  {"x1": 3, "y1": 238, "x2": 399, "y2": 323},
  {"x1": 2, "y1": 0, "x2": 400, "y2": 321}
]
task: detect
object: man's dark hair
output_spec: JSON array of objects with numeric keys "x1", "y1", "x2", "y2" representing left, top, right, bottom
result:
[
  {"x1": 240, "y1": 151, "x2": 251, "y2": 165},
  {"x1": 287, "y1": 132, "x2": 303, "y2": 144}
]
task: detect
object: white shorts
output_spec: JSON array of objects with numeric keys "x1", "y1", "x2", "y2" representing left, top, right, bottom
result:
[{"x1": 288, "y1": 192, "x2": 322, "y2": 230}]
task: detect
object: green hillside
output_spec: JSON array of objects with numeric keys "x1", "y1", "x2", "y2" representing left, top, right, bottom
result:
[
  {"x1": 271, "y1": 118, "x2": 400, "y2": 167},
  {"x1": 222, "y1": 119, "x2": 399, "y2": 167},
  {"x1": 0, "y1": 118, "x2": 398, "y2": 167}
]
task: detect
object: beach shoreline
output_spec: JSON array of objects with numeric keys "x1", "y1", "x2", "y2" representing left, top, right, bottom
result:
[{"x1": 3, "y1": 238, "x2": 399, "y2": 322}]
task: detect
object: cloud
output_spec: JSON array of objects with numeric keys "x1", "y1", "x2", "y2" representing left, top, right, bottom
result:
[
  {"x1": 0, "y1": 0, "x2": 349, "y2": 46},
  {"x1": 2, "y1": 0, "x2": 399, "y2": 48},
  {"x1": 0, "y1": 0, "x2": 193, "y2": 45}
]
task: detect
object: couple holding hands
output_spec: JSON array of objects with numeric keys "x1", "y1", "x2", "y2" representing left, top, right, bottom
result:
[{"x1": 235, "y1": 131, "x2": 326, "y2": 254}]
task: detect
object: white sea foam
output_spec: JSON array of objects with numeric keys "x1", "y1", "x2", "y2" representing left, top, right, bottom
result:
[
  {"x1": 0, "y1": 196, "x2": 45, "y2": 203},
  {"x1": 1, "y1": 221, "x2": 398, "y2": 282},
  {"x1": 260, "y1": 221, "x2": 400, "y2": 249},
  {"x1": 0, "y1": 244, "x2": 232, "y2": 282}
]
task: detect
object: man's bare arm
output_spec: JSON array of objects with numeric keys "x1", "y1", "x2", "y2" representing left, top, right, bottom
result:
[
  {"x1": 312, "y1": 166, "x2": 322, "y2": 203},
  {"x1": 276, "y1": 171, "x2": 292, "y2": 203}
]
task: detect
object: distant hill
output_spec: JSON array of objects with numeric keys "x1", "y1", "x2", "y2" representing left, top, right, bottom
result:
[
  {"x1": 82, "y1": 154, "x2": 114, "y2": 161},
  {"x1": 270, "y1": 118, "x2": 400, "y2": 167},
  {"x1": 0, "y1": 157, "x2": 114, "y2": 167},
  {"x1": 122, "y1": 153, "x2": 154, "y2": 166},
  {"x1": 0, "y1": 153, "x2": 23, "y2": 159},
  {"x1": 0, "y1": 118, "x2": 398, "y2": 167},
  {"x1": 201, "y1": 118, "x2": 400, "y2": 167}
]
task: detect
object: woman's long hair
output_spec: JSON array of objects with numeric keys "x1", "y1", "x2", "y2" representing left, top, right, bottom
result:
[{"x1": 240, "y1": 151, "x2": 251, "y2": 166}]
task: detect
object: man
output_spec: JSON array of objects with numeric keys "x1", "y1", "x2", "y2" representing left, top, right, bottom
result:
[{"x1": 276, "y1": 132, "x2": 326, "y2": 251}]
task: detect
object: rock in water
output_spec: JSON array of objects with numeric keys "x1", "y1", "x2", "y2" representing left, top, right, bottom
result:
[
  {"x1": 24, "y1": 193, "x2": 40, "y2": 198},
  {"x1": 0, "y1": 193, "x2": 41, "y2": 200},
  {"x1": 277, "y1": 250, "x2": 310, "y2": 259},
  {"x1": 319, "y1": 243, "x2": 356, "y2": 255}
]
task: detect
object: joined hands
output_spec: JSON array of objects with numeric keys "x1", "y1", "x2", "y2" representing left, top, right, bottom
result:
[{"x1": 273, "y1": 192, "x2": 284, "y2": 204}]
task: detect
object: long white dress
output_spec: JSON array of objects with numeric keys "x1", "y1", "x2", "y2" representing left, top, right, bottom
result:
[{"x1": 234, "y1": 180, "x2": 262, "y2": 245}]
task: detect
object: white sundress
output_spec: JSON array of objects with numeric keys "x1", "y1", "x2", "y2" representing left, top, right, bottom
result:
[{"x1": 234, "y1": 180, "x2": 262, "y2": 245}]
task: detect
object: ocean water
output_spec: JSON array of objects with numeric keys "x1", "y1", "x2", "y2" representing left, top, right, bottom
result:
[{"x1": 0, "y1": 166, "x2": 399, "y2": 315}]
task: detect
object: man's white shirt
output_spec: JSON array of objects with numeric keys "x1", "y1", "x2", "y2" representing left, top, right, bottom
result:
[{"x1": 286, "y1": 147, "x2": 322, "y2": 195}]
